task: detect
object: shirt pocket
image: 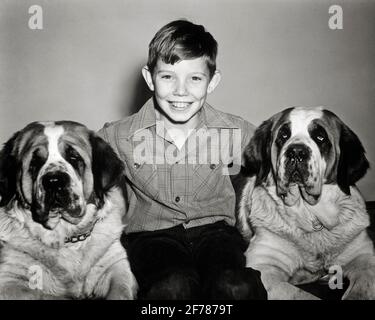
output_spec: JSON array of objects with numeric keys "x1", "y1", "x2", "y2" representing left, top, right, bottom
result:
[
  {"x1": 192, "y1": 161, "x2": 233, "y2": 202},
  {"x1": 126, "y1": 160, "x2": 160, "y2": 199},
  {"x1": 118, "y1": 139, "x2": 160, "y2": 200}
]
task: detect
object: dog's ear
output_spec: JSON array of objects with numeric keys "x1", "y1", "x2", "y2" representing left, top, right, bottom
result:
[
  {"x1": 0, "y1": 132, "x2": 19, "y2": 206},
  {"x1": 89, "y1": 133, "x2": 125, "y2": 206},
  {"x1": 337, "y1": 123, "x2": 369, "y2": 195},
  {"x1": 243, "y1": 118, "x2": 273, "y2": 185}
]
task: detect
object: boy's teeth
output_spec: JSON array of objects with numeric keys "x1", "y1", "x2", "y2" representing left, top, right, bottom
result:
[{"x1": 171, "y1": 102, "x2": 190, "y2": 108}]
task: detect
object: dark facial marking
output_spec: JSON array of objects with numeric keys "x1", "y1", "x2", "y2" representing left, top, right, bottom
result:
[
  {"x1": 64, "y1": 145, "x2": 85, "y2": 176},
  {"x1": 29, "y1": 149, "x2": 47, "y2": 181},
  {"x1": 17, "y1": 123, "x2": 46, "y2": 159},
  {"x1": 308, "y1": 121, "x2": 332, "y2": 160},
  {"x1": 275, "y1": 122, "x2": 291, "y2": 154}
]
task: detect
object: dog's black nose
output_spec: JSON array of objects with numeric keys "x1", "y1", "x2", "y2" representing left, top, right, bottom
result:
[
  {"x1": 42, "y1": 172, "x2": 70, "y2": 191},
  {"x1": 286, "y1": 144, "x2": 310, "y2": 163}
]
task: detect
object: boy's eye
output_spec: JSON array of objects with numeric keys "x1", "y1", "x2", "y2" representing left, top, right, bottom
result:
[
  {"x1": 161, "y1": 74, "x2": 173, "y2": 80},
  {"x1": 191, "y1": 76, "x2": 202, "y2": 81}
]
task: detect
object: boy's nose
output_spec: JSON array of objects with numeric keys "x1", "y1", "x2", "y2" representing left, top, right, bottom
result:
[{"x1": 174, "y1": 80, "x2": 188, "y2": 96}]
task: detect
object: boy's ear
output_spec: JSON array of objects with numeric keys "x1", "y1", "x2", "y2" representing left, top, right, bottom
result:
[
  {"x1": 207, "y1": 70, "x2": 221, "y2": 94},
  {"x1": 142, "y1": 66, "x2": 154, "y2": 91}
]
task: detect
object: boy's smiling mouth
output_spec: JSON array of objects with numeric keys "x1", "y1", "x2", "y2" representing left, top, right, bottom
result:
[{"x1": 169, "y1": 101, "x2": 193, "y2": 110}]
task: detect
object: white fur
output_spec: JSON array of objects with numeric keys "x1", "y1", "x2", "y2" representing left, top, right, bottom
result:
[
  {"x1": 44, "y1": 126, "x2": 65, "y2": 163},
  {"x1": 289, "y1": 107, "x2": 323, "y2": 136},
  {"x1": 0, "y1": 187, "x2": 137, "y2": 299}
]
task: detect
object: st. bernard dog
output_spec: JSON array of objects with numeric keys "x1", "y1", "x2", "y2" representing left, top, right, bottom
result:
[
  {"x1": 236, "y1": 107, "x2": 373, "y2": 300},
  {"x1": 0, "y1": 121, "x2": 137, "y2": 299}
]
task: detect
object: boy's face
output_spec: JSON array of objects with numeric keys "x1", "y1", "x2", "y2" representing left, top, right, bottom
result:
[{"x1": 143, "y1": 57, "x2": 221, "y2": 126}]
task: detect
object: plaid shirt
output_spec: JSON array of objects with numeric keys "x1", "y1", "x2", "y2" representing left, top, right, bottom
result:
[{"x1": 98, "y1": 98, "x2": 255, "y2": 233}]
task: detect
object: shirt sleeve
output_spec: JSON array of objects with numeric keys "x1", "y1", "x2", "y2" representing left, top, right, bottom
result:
[
  {"x1": 97, "y1": 124, "x2": 109, "y2": 143},
  {"x1": 96, "y1": 122, "x2": 123, "y2": 161}
]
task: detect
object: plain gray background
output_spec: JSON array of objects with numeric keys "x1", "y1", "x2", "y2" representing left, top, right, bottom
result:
[{"x1": 0, "y1": 0, "x2": 374, "y2": 200}]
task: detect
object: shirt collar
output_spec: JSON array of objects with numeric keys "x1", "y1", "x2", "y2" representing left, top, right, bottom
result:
[
  {"x1": 202, "y1": 103, "x2": 240, "y2": 129},
  {"x1": 127, "y1": 98, "x2": 157, "y2": 138},
  {"x1": 126, "y1": 97, "x2": 239, "y2": 139}
]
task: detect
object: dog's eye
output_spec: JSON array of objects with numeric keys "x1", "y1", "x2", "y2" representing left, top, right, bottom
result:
[
  {"x1": 311, "y1": 127, "x2": 328, "y2": 145},
  {"x1": 65, "y1": 147, "x2": 83, "y2": 165},
  {"x1": 69, "y1": 155, "x2": 78, "y2": 163},
  {"x1": 68, "y1": 153, "x2": 78, "y2": 161},
  {"x1": 69, "y1": 152, "x2": 81, "y2": 164},
  {"x1": 277, "y1": 125, "x2": 291, "y2": 142},
  {"x1": 281, "y1": 133, "x2": 289, "y2": 140},
  {"x1": 29, "y1": 150, "x2": 45, "y2": 178},
  {"x1": 65, "y1": 146, "x2": 86, "y2": 175}
]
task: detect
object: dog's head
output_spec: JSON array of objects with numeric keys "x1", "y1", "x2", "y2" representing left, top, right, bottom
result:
[
  {"x1": 0, "y1": 121, "x2": 124, "y2": 230},
  {"x1": 244, "y1": 107, "x2": 369, "y2": 206}
]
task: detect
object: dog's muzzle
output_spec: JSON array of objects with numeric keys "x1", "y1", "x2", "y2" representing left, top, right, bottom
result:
[
  {"x1": 42, "y1": 171, "x2": 72, "y2": 210},
  {"x1": 32, "y1": 170, "x2": 84, "y2": 229},
  {"x1": 284, "y1": 144, "x2": 311, "y2": 184},
  {"x1": 277, "y1": 143, "x2": 321, "y2": 206}
]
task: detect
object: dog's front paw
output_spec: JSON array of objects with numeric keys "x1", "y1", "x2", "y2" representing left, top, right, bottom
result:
[
  {"x1": 342, "y1": 277, "x2": 375, "y2": 300},
  {"x1": 106, "y1": 284, "x2": 136, "y2": 300}
]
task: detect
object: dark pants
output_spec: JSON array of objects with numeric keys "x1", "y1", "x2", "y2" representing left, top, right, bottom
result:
[{"x1": 123, "y1": 221, "x2": 267, "y2": 300}]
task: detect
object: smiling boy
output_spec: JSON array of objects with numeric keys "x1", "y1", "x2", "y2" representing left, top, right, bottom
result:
[{"x1": 98, "y1": 20, "x2": 266, "y2": 299}]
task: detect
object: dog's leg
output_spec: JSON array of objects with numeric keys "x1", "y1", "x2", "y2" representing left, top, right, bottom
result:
[
  {"x1": 0, "y1": 283, "x2": 66, "y2": 300},
  {"x1": 333, "y1": 231, "x2": 375, "y2": 300},
  {"x1": 92, "y1": 258, "x2": 137, "y2": 300},
  {"x1": 88, "y1": 242, "x2": 138, "y2": 300},
  {"x1": 245, "y1": 233, "x2": 321, "y2": 300},
  {"x1": 257, "y1": 266, "x2": 320, "y2": 300},
  {"x1": 342, "y1": 254, "x2": 375, "y2": 300},
  {"x1": 105, "y1": 260, "x2": 138, "y2": 300}
]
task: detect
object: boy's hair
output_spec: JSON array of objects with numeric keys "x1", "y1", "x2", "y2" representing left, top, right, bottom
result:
[{"x1": 147, "y1": 19, "x2": 218, "y2": 78}]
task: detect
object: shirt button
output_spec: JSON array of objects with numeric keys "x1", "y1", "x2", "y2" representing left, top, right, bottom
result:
[
  {"x1": 210, "y1": 164, "x2": 216, "y2": 170},
  {"x1": 175, "y1": 196, "x2": 180, "y2": 203},
  {"x1": 134, "y1": 163, "x2": 140, "y2": 169}
]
